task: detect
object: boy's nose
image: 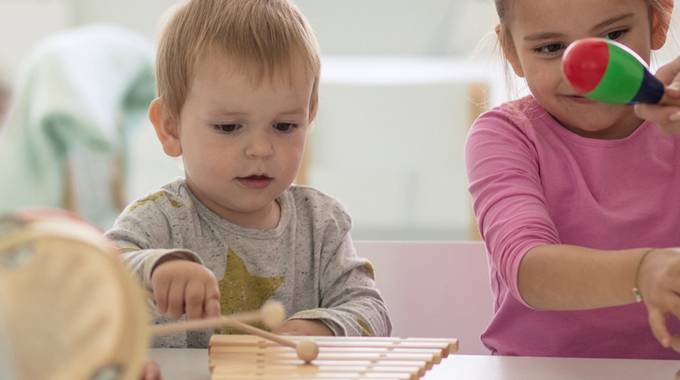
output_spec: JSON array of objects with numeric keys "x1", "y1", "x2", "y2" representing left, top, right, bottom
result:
[{"x1": 244, "y1": 134, "x2": 274, "y2": 159}]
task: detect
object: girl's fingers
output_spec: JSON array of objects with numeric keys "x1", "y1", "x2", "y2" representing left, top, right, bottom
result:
[
  {"x1": 184, "y1": 280, "x2": 206, "y2": 320},
  {"x1": 634, "y1": 103, "x2": 680, "y2": 123},
  {"x1": 668, "y1": 298, "x2": 680, "y2": 323},
  {"x1": 166, "y1": 279, "x2": 186, "y2": 320},
  {"x1": 648, "y1": 307, "x2": 671, "y2": 348},
  {"x1": 654, "y1": 56, "x2": 680, "y2": 85},
  {"x1": 671, "y1": 336, "x2": 680, "y2": 353},
  {"x1": 634, "y1": 104, "x2": 680, "y2": 134}
]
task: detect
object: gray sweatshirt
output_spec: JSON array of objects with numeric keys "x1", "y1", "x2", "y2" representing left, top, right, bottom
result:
[{"x1": 105, "y1": 179, "x2": 392, "y2": 347}]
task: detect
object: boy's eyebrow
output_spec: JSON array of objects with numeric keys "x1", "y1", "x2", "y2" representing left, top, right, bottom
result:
[
  {"x1": 279, "y1": 107, "x2": 306, "y2": 116},
  {"x1": 523, "y1": 13, "x2": 635, "y2": 42},
  {"x1": 215, "y1": 111, "x2": 248, "y2": 117}
]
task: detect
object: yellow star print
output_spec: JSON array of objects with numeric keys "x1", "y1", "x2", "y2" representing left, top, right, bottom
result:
[
  {"x1": 217, "y1": 249, "x2": 284, "y2": 334},
  {"x1": 128, "y1": 191, "x2": 183, "y2": 212},
  {"x1": 357, "y1": 316, "x2": 373, "y2": 336}
]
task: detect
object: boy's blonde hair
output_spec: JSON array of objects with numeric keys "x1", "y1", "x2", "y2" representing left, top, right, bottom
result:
[{"x1": 156, "y1": 0, "x2": 320, "y2": 119}]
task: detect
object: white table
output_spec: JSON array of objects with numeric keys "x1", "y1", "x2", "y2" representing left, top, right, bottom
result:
[{"x1": 149, "y1": 349, "x2": 680, "y2": 380}]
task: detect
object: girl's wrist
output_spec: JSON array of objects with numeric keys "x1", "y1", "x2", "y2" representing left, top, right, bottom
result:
[{"x1": 632, "y1": 248, "x2": 656, "y2": 303}]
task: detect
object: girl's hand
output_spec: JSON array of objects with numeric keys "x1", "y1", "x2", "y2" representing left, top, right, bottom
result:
[
  {"x1": 637, "y1": 248, "x2": 680, "y2": 350},
  {"x1": 139, "y1": 360, "x2": 162, "y2": 380},
  {"x1": 634, "y1": 56, "x2": 680, "y2": 134},
  {"x1": 151, "y1": 259, "x2": 221, "y2": 320},
  {"x1": 273, "y1": 319, "x2": 334, "y2": 336}
]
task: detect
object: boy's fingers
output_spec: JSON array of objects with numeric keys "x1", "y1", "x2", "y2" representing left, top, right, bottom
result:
[
  {"x1": 648, "y1": 308, "x2": 671, "y2": 348},
  {"x1": 204, "y1": 283, "x2": 221, "y2": 318},
  {"x1": 141, "y1": 360, "x2": 162, "y2": 380},
  {"x1": 205, "y1": 298, "x2": 221, "y2": 319},
  {"x1": 166, "y1": 280, "x2": 186, "y2": 320},
  {"x1": 152, "y1": 276, "x2": 171, "y2": 314},
  {"x1": 184, "y1": 281, "x2": 205, "y2": 320}
]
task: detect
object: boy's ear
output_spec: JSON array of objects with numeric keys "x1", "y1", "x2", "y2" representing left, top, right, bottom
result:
[
  {"x1": 496, "y1": 24, "x2": 524, "y2": 78},
  {"x1": 651, "y1": 0, "x2": 673, "y2": 50},
  {"x1": 149, "y1": 97, "x2": 182, "y2": 157}
]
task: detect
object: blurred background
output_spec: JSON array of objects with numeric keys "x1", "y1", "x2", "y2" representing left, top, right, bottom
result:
[{"x1": 0, "y1": 0, "x2": 677, "y2": 240}]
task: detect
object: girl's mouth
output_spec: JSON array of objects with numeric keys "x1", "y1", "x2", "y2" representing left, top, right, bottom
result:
[{"x1": 565, "y1": 95, "x2": 595, "y2": 104}]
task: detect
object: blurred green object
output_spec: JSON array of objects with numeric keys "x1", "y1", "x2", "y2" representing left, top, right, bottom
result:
[{"x1": 0, "y1": 24, "x2": 155, "y2": 229}]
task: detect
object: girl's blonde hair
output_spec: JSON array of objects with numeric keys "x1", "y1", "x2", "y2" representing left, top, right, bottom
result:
[{"x1": 156, "y1": 0, "x2": 320, "y2": 119}]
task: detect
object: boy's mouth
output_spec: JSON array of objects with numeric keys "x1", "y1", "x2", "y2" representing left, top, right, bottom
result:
[{"x1": 236, "y1": 175, "x2": 274, "y2": 189}]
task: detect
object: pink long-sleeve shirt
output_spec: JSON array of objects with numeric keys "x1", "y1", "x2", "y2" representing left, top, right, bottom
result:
[{"x1": 466, "y1": 96, "x2": 680, "y2": 359}]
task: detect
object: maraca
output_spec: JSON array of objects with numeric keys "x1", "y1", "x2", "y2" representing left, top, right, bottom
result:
[{"x1": 562, "y1": 37, "x2": 679, "y2": 106}]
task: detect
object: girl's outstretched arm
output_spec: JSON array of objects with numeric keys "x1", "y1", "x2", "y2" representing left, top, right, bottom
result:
[{"x1": 520, "y1": 244, "x2": 680, "y2": 350}]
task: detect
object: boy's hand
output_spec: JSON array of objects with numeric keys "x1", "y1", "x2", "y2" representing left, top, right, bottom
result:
[
  {"x1": 139, "y1": 360, "x2": 162, "y2": 380},
  {"x1": 634, "y1": 56, "x2": 680, "y2": 134},
  {"x1": 273, "y1": 319, "x2": 333, "y2": 336},
  {"x1": 637, "y1": 248, "x2": 680, "y2": 350},
  {"x1": 151, "y1": 259, "x2": 221, "y2": 320}
]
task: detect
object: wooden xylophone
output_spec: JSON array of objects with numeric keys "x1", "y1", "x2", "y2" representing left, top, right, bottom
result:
[{"x1": 209, "y1": 334, "x2": 459, "y2": 380}]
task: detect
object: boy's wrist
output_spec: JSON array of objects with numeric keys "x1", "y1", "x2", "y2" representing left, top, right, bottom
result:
[{"x1": 148, "y1": 249, "x2": 203, "y2": 281}]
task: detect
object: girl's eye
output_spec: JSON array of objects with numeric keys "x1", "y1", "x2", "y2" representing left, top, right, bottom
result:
[
  {"x1": 534, "y1": 43, "x2": 565, "y2": 56},
  {"x1": 273, "y1": 122, "x2": 298, "y2": 132},
  {"x1": 606, "y1": 29, "x2": 627, "y2": 41},
  {"x1": 214, "y1": 124, "x2": 241, "y2": 133}
]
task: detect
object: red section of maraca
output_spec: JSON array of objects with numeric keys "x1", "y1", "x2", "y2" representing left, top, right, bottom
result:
[{"x1": 562, "y1": 38, "x2": 609, "y2": 94}]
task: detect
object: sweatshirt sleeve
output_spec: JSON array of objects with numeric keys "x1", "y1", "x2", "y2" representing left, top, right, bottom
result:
[
  {"x1": 105, "y1": 190, "x2": 202, "y2": 290},
  {"x1": 289, "y1": 214, "x2": 392, "y2": 337},
  {"x1": 465, "y1": 110, "x2": 560, "y2": 305}
]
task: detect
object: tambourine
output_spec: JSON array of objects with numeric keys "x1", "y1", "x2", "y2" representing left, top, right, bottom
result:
[{"x1": 0, "y1": 209, "x2": 149, "y2": 380}]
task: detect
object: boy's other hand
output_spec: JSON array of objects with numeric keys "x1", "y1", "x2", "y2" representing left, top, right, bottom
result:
[
  {"x1": 139, "y1": 360, "x2": 162, "y2": 380},
  {"x1": 273, "y1": 319, "x2": 333, "y2": 336},
  {"x1": 151, "y1": 259, "x2": 221, "y2": 320}
]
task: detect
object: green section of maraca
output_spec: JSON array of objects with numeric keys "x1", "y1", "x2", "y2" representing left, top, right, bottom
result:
[{"x1": 587, "y1": 42, "x2": 644, "y2": 104}]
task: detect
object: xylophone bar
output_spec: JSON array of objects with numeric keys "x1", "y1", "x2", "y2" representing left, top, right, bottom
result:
[
  {"x1": 210, "y1": 335, "x2": 459, "y2": 357},
  {"x1": 213, "y1": 374, "x2": 413, "y2": 380},
  {"x1": 212, "y1": 367, "x2": 418, "y2": 380},
  {"x1": 208, "y1": 335, "x2": 459, "y2": 380},
  {"x1": 210, "y1": 351, "x2": 441, "y2": 365}
]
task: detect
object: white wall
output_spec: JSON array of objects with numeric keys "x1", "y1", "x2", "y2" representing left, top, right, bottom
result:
[
  {"x1": 0, "y1": 0, "x2": 73, "y2": 79},
  {"x1": 65, "y1": 0, "x2": 496, "y2": 56}
]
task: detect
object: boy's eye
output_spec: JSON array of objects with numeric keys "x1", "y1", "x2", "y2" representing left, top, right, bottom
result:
[
  {"x1": 534, "y1": 43, "x2": 565, "y2": 55},
  {"x1": 273, "y1": 122, "x2": 298, "y2": 132},
  {"x1": 214, "y1": 124, "x2": 241, "y2": 133}
]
